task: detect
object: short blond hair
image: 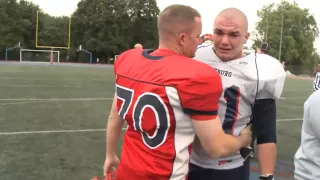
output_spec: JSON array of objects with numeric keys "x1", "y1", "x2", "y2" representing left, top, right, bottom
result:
[{"x1": 157, "y1": 4, "x2": 201, "y2": 40}]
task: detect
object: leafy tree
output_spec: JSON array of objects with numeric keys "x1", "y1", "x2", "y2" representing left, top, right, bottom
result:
[
  {"x1": 252, "y1": 0, "x2": 319, "y2": 74},
  {"x1": 125, "y1": 0, "x2": 159, "y2": 49},
  {"x1": 0, "y1": 0, "x2": 41, "y2": 59},
  {"x1": 37, "y1": 13, "x2": 70, "y2": 48},
  {"x1": 0, "y1": 0, "x2": 160, "y2": 63},
  {"x1": 71, "y1": 0, "x2": 159, "y2": 63}
]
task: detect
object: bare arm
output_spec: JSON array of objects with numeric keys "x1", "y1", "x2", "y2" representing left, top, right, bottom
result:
[
  {"x1": 192, "y1": 117, "x2": 251, "y2": 158},
  {"x1": 257, "y1": 143, "x2": 277, "y2": 174},
  {"x1": 106, "y1": 95, "x2": 124, "y2": 157}
]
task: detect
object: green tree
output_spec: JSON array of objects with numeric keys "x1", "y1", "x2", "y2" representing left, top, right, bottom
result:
[
  {"x1": 71, "y1": 0, "x2": 159, "y2": 63},
  {"x1": 0, "y1": 0, "x2": 41, "y2": 59},
  {"x1": 252, "y1": 0, "x2": 319, "y2": 74},
  {"x1": 37, "y1": 13, "x2": 71, "y2": 48},
  {"x1": 125, "y1": 0, "x2": 159, "y2": 48}
]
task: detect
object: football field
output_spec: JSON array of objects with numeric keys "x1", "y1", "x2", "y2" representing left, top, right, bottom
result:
[{"x1": 0, "y1": 62, "x2": 313, "y2": 180}]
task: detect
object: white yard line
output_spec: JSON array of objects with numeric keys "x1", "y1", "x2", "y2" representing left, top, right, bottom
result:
[
  {"x1": 0, "y1": 128, "x2": 127, "y2": 135},
  {"x1": 0, "y1": 98, "x2": 113, "y2": 106},
  {"x1": 276, "y1": 118, "x2": 303, "y2": 122},
  {"x1": 0, "y1": 98, "x2": 113, "y2": 101},
  {"x1": 0, "y1": 118, "x2": 302, "y2": 136},
  {"x1": 283, "y1": 89, "x2": 312, "y2": 91},
  {"x1": 0, "y1": 77, "x2": 108, "y2": 82},
  {"x1": 0, "y1": 100, "x2": 51, "y2": 106}
]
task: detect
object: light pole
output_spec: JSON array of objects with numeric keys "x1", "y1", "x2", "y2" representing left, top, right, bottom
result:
[{"x1": 279, "y1": 11, "x2": 284, "y2": 61}]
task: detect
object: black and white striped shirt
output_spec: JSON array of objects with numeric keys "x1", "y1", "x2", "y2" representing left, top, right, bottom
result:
[{"x1": 314, "y1": 72, "x2": 320, "y2": 91}]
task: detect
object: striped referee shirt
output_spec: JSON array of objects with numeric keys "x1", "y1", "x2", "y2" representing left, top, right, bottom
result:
[{"x1": 314, "y1": 72, "x2": 320, "y2": 91}]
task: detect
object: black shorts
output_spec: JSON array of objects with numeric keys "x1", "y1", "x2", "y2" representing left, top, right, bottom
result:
[{"x1": 188, "y1": 160, "x2": 250, "y2": 180}]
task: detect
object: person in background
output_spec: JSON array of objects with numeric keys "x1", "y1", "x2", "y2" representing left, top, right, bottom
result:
[
  {"x1": 294, "y1": 89, "x2": 320, "y2": 179},
  {"x1": 259, "y1": 42, "x2": 271, "y2": 54},
  {"x1": 313, "y1": 64, "x2": 320, "y2": 91},
  {"x1": 134, "y1": 43, "x2": 143, "y2": 49}
]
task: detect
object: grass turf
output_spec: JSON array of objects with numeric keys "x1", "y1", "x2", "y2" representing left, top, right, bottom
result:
[{"x1": 0, "y1": 62, "x2": 313, "y2": 179}]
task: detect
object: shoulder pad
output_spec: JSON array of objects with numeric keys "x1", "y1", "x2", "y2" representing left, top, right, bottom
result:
[
  {"x1": 255, "y1": 54, "x2": 286, "y2": 100},
  {"x1": 197, "y1": 41, "x2": 213, "y2": 50},
  {"x1": 194, "y1": 43, "x2": 214, "y2": 60}
]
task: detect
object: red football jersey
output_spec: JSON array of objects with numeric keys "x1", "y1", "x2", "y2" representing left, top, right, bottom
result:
[{"x1": 114, "y1": 49, "x2": 222, "y2": 180}]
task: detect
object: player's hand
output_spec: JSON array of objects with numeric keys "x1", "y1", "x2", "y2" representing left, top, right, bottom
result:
[
  {"x1": 238, "y1": 124, "x2": 252, "y2": 148},
  {"x1": 103, "y1": 155, "x2": 120, "y2": 176}
]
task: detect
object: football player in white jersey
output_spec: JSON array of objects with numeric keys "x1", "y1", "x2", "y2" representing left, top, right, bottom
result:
[{"x1": 189, "y1": 8, "x2": 286, "y2": 180}]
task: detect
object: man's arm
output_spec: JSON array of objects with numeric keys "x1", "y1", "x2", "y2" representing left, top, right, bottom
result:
[
  {"x1": 252, "y1": 99, "x2": 277, "y2": 175},
  {"x1": 178, "y1": 66, "x2": 251, "y2": 158},
  {"x1": 192, "y1": 117, "x2": 251, "y2": 158},
  {"x1": 106, "y1": 95, "x2": 125, "y2": 158}
]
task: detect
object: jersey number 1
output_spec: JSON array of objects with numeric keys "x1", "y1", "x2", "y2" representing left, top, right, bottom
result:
[{"x1": 223, "y1": 85, "x2": 240, "y2": 135}]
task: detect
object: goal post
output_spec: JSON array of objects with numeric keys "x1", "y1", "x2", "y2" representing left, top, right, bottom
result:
[
  {"x1": 5, "y1": 42, "x2": 21, "y2": 60},
  {"x1": 20, "y1": 49, "x2": 60, "y2": 63},
  {"x1": 78, "y1": 45, "x2": 93, "y2": 64},
  {"x1": 36, "y1": 11, "x2": 72, "y2": 49}
]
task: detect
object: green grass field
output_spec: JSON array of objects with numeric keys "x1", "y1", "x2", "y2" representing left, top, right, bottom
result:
[{"x1": 0, "y1": 62, "x2": 314, "y2": 180}]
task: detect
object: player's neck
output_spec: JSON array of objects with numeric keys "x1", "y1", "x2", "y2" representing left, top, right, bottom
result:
[{"x1": 158, "y1": 43, "x2": 183, "y2": 55}]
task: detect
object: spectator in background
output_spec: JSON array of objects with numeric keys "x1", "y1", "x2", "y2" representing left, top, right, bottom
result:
[
  {"x1": 294, "y1": 89, "x2": 320, "y2": 179},
  {"x1": 256, "y1": 42, "x2": 270, "y2": 55},
  {"x1": 281, "y1": 61, "x2": 286, "y2": 70},
  {"x1": 134, "y1": 43, "x2": 143, "y2": 49},
  {"x1": 313, "y1": 64, "x2": 320, "y2": 91}
]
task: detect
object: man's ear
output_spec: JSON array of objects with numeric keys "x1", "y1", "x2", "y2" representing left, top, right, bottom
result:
[
  {"x1": 178, "y1": 33, "x2": 187, "y2": 46},
  {"x1": 244, "y1": 32, "x2": 250, "y2": 44}
]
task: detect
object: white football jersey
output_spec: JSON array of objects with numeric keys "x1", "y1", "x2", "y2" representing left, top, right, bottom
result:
[{"x1": 190, "y1": 44, "x2": 286, "y2": 169}]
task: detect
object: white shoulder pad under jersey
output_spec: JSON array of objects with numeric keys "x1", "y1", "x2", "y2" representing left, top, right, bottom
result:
[
  {"x1": 194, "y1": 46, "x2": 286, "y2": 100},
  {"x1": 197, "y1": 41, "x2": 213, "y2": 49},
  {"x1": 255, "y1": 53, "x2": 286, "y2": 100}
]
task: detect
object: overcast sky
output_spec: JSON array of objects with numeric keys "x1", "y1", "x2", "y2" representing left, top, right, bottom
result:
[{"x1": 29, "y1": 0, "x2": 320, "y2": 51}]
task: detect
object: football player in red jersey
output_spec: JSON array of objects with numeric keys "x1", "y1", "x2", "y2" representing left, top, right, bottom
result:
[{"x1": 104, "y1": 5, "x2": 252, "y2": 180}]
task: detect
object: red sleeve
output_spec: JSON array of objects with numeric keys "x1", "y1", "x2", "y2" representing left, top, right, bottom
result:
[{"x1": 178, "y1": 69, "x2": 222, "y2": 121}]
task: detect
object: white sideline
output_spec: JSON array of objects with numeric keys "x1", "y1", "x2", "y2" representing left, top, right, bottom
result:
[{"x1": 0, "y1": 118, "x2": 302, "y2": 136}]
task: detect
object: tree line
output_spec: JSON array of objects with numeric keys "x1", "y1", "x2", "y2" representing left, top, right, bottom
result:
[
  {"x1": 0, "y1": 0, "x2": 159, "y2": 63},
  {"x1": 0, "y1": 0, "x2": 319, "y2": 74}
]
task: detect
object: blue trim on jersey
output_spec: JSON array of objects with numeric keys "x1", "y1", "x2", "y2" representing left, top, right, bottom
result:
[{"x1": 142, "y1": 49, "x2": 165, "y2": 60}]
